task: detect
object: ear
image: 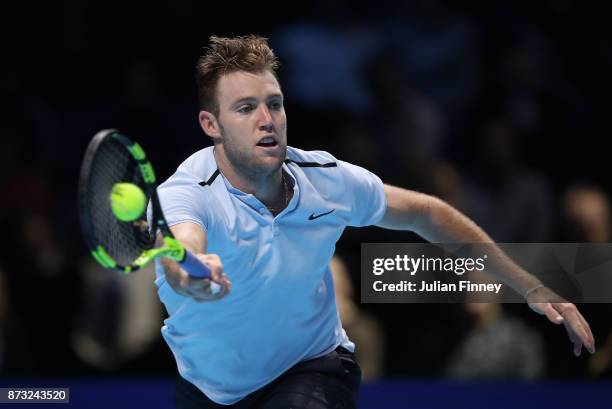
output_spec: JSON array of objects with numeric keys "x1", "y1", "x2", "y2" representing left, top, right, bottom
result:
[{"x1": 199, "y1": 111, "x2": 222, "y2": 140}]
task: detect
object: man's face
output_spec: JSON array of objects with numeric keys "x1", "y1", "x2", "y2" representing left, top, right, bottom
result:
[{"x1": 213, "y1": 70, "x2": 287, "y2": 178}]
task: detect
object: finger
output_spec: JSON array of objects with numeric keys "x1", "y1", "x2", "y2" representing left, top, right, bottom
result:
[
  {"x1": 183, "y1": 278, "x2": 213, "y2": 296},
  {"x1": 571, "y1": 335, "x2": 583, "y2": 357},
  {"x1": 559, "y1": 319, "x2": 582, "y2": 357},
  {"x1": 565, "y1": 309, "x2": 590, "y2": 351},
  {"x1": 201, "y1": 277, "x2": 230, "y2": 298},
  {"x1": 211, "y1": 284, "x2": 228, "y2": 299},
  {"x1": 202, "y1": 283, "x2": 228, "y2": 301},
  {"x1": 218, "y1": 273, "x2": 232, "y2": 289},
  {"x1": 210, "y1": 268, "x2": 222, "y2": 282},
  {"x1": 204, "y1": 262, "x2": 230, "y2": 288},
  {"x1": 539, "y1": 303, "x2": 565, "y2": 324},
  {"x1": 566, "y1": 308, "x2": 595, "y2": 354},
  {"x1": 191, "y1": 284, "x2": 225, "y2": 302},
  {"x1": 560, "y1": 308, "x2": 590, "y2": 356},
  {"x1": 576, "y1": 310, "x2": 596, "y2": 353}
]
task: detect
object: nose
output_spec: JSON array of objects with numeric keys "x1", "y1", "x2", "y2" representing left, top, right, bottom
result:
[{"x1": 257, "y1": 105, "x2": 274, "y2": 132}]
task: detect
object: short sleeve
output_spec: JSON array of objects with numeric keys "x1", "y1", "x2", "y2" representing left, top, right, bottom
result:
[
  {"x1": 147, "y1": 168, "x2": 209, "y2": 230},
  {"x1": 157, "y1": 184, "x2": 206, "y2": 228},
  {"x1": 337, "y1": 160, "x2": 387, "y2": 227}
]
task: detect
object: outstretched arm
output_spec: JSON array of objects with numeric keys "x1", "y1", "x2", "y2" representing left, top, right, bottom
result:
[{"x1": 376, "y1": 184, "x2": 595, "y2": 356}]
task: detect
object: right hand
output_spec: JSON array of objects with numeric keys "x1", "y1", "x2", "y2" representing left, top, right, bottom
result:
[{"x1": 167, "y1": 253, "x2": 231, "y2": 302}]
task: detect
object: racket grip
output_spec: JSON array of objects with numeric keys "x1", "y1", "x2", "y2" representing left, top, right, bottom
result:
[{"x1": 180, "y1": 251, "x2": 212, "y2": 279}]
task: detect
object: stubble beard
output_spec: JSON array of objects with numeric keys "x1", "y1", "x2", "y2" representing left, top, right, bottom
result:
[{"x1": 219, "y1": 124, "x2": 286, "y2": 182}]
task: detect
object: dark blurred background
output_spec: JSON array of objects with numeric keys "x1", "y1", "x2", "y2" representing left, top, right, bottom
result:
[{"x1": 2, "y1": 0, "x2": 612, "y2": 388}]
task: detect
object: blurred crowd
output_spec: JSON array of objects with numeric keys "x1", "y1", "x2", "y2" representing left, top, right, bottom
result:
[{"x1": 2, "y1": 0, "x2": 611, "y2": 381}]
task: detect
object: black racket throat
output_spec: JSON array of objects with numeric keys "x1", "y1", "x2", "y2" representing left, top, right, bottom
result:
[{"x1": 149, "y1": 188, "x2": 174, "y2": 238}]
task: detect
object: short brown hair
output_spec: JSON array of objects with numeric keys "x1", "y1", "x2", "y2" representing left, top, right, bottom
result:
[{"x1": 195, "y1": 35, "x2": 279, "y2": 116}]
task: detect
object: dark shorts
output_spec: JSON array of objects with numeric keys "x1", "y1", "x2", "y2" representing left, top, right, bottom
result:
[{"x1": 175, "y1": 346, "x2": 362, "y2": 409}]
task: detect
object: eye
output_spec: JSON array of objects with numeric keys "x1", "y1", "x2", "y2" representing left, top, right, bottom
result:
[
  {"x1": 269, "y1": 100, "x2": 283, "y2": 111},
  {"x1": 238, "y1": 105, "x2": 254, "y2": 114}
]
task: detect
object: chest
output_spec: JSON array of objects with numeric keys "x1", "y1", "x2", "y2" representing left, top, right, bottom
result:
[{"x1": 206, "y1": 191, "x2": 346, "y2": 290}]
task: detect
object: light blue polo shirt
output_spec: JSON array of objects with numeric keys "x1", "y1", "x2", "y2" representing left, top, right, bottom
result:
[{"x1": 154, "y1": 146, "x2": 386, "y2": 404}]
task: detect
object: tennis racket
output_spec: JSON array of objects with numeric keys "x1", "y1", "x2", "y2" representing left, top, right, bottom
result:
[{"x1": 78, "y1": 129, "x2": 213, "y2": 280}]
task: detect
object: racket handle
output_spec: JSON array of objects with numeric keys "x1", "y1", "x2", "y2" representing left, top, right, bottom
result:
[{"x1": 180, "y1": 251, "x2": 212, "y2": 279}]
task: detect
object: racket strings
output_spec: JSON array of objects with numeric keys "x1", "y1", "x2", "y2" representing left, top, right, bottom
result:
[{"x1": 86, "y1": 137, "x2": 154, "y2": 266}]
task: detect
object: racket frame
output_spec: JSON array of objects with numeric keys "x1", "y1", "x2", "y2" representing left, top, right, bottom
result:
[{"x1": 79, "y1": 129, "x2": 187, "y2": 274}]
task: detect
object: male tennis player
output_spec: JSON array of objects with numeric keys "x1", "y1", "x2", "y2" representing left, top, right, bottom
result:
[{"x1": 155, "y1": 35, "x2": 595, "y2": 408}]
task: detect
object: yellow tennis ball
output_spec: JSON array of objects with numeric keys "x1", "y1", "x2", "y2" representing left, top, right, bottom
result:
[{"x1": 110, "y1": 183, "x2": 146, "y2": 222}]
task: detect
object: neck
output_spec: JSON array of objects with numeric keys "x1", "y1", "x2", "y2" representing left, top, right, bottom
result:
[{"x1": 214, "y1": 148, "x2": 284, "y2": 206}]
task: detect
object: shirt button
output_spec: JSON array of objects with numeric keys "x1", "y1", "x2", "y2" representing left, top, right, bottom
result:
[{"x1": 259, "y1": 207, "x2": 266, "y2": 215}]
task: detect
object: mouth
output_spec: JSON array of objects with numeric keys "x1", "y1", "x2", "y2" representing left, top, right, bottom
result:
[{"x1": 256, "y1": 135, "x2": 279, "y2": 148}]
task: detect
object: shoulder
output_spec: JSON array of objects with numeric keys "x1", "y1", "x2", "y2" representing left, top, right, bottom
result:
[
  {"x1": 284, "y1": 147, "x2": 344, "y2": 193},
  {"x1": 158, "y1": 147, "x2": 217, "y2": 191},
  {"x1": 285, "y1": 146, "x2": 382, "y2": 188},
  {"x1": 154, "y1": 147, "x2": 218, "y2": 227},
  {"x1": 285, "y1": 146, "x2": 339, "y2": 168},
  {"x1": 285, "y1": 147, "x2": 386, "y2": 227}
]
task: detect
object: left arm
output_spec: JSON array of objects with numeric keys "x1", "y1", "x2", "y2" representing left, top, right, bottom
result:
[{"x1": 377, "y1": 184, "x2": 595, "y2": 356}]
